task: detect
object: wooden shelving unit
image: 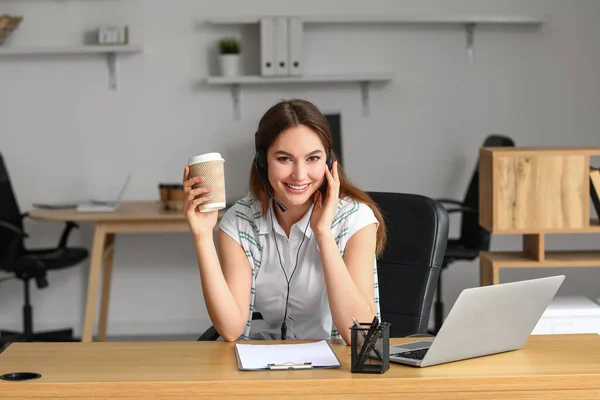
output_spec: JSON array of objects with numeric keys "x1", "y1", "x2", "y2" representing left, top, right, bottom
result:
[
  {"x1": 478, "y1": 147, "x2": 600, "y2": 285},
  {"x1": 0, "y1": 45, "x2": 144, "y2": 89}
]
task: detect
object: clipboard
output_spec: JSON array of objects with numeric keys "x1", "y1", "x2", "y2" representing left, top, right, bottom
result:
[{"x1": 234, "y1": 340, "x2": 342, "y2": 371}]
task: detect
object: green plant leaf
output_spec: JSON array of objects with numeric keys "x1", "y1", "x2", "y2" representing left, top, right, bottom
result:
[{"x1": 219, "y1": 38, "x2": 241, "y2": 54}]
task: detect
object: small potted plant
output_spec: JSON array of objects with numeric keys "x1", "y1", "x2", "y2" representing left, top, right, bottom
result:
[{"x1": 219, "y1": 37, "x2": 241, "y2": 77}]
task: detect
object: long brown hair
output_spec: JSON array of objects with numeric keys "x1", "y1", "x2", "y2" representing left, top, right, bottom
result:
[{"x1": 249, "y1": 99, "x2": 387, "y2": 257}]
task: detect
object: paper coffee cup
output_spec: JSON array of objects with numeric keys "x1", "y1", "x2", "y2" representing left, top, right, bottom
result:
[{"x1": 187, "y1": 152, "x2": 226, "y2": 212}]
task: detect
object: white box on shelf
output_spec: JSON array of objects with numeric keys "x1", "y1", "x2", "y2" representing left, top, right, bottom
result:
[
  {"x1": 274, "y1": 16, "x2": 289, "y2": 76},
  {"x1": 259, "y1": 17, "x2": 275, "y2": 76},
  {"x1": 98, "y1": 25, "x2": 128, "y2": 45},
  {"x1": 532, "y1": 296, "x2": 600, "y2": 335},
  {"x1": 287, "y1": 17, "x2": 303, "y2": 76}
]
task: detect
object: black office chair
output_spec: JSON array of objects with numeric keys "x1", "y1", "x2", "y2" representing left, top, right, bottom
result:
[
  {"x1": 198, "y1": 192, "x2": 449, "y2": 340},
  {"x1": 0, "y1": 152, "x2": 88, "y2": 346},
  {"x1": 433, "y1": 134, "x2": 515, "y2": 332},
  {"x1": 368, "y1": 192, "x2": 449, "y2": 337}
]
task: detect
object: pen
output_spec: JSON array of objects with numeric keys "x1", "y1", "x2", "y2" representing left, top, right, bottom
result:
[
  {"x1": 352, "y1": 317, "x2": 383, "y2": 361},
  {"x1": 353, "y1": 316, "x2": 380, "y2": 370}
]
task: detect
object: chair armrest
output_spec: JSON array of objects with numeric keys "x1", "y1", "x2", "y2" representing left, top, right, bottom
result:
[
  {"x1": 58, "y1": 221, "x2": 80, "y2": 248},
  {"x1": 445, "y1": 206, "x2": 478, "y2": 214},
  {"x1": 20, "y1": 212, "x2": 80, "y2": 248},
  {"x1": 0, "y1": 220, "x2": 27, "y2": 238},
  {"x1": 435, "y1": 198, "x2": 463, "y2": 206},
  {"x1": 0, "y1": 221, "x2": 25, "y2": 268},
  {"x1": 197, "y1": 325, "x2": 220, "y2": 341}
]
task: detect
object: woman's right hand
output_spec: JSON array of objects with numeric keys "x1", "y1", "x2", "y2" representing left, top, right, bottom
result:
[{"x1": 183, "y1": 166, "x2": 219, "y2": 238}]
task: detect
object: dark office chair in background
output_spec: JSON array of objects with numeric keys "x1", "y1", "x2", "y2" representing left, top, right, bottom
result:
[
  {"x1": 368, "y1": 192, "x2": 449, "y2": 337},
  {"x1": 0, "y1": 153, "x2": 88, "y2": 346},
  {"x1": 198, "y1": 192, "x2": 449, "y2": 340},
  {"x1": 433, "y1": 134, "x2": 515, "y2": 332}
]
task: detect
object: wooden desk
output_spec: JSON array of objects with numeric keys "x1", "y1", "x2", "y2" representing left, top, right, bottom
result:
[
  {"x1": 1, "y1": 334, "x2": 599, "y2": 399},
  {"x1": 29, "y1": 201, "x2": 205, "y2": 343}
]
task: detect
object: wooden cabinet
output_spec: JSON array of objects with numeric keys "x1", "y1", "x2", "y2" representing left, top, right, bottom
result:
[{"x1": 478, "y1": 147, "x2": 600, "y2": 285}]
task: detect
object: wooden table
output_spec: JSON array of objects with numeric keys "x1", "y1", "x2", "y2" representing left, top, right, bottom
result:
[
  {"x1": 29, "y1": 201, "x2": 208, "y2": 343},
  {"x1": 1, "y1": 334, "x2": 599, "y2": 399}
]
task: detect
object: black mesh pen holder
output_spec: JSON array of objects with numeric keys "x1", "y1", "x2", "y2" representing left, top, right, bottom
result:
[{"x1": 350, "y1": 322, "x2": 390, "y2": 374}]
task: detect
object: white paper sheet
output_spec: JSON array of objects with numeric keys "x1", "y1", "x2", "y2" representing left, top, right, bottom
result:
[{"x1": 235, "y1": 340, "x2": 341, "y2": 370}]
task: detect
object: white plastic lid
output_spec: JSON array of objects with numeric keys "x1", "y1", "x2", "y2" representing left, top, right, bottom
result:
[{"x1": 188, "y1": 152, "x2": 224, "y2": 165}]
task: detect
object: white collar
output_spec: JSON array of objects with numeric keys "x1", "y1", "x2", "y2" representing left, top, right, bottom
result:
[{"x1": 257, "y1": 200, "x2": 314, "y2": 239}]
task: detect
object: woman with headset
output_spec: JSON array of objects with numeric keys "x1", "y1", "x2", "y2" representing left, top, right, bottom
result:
[{"x1": 183, "y1": 99, "x2": 386, "y2": 344}]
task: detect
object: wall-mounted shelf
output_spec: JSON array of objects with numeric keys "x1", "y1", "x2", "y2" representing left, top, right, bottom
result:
[
  {"x1": 0, "y1": 45, "x2": 144, "y2": 89},
  {"x1": 206, "y1": 73, "x2": 393, "y2": 84},
  {"x1": 208, "y1": 15, "x2": 547, "y2": 25},
  {"x1": 205, "y1": 73, "x2": 394, "y2": 120},
  {"x1": 208, "y1": 14, "x2": 546, "y2": 63}
]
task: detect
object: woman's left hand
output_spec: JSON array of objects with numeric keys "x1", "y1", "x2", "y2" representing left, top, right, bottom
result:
[{"x1": 310, "y1": 161, "x2": 340, "y2": 237}]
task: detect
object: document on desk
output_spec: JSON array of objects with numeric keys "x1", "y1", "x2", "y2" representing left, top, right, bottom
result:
[{"x1": 234, "y1": 340, "x2": 342, "y2": 370}]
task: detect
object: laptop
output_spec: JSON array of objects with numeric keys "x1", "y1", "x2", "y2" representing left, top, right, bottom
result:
[
  {"x1": 389, "y1": 275, "x2": 565, "y2": 367},
  {"x1": 75, "y1": 173, "x2": 132, "y2": 213}
]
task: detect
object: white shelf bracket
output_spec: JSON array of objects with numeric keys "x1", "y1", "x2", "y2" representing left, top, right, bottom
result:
[
  {"x1": 465, "y1": 23, "x2": 476, "y2": 64},
  {"x1": 360, "y1": 81, "x2": 370, "y2": 117},
  {"x1": 231, "y1": 84, "x2": 241, "y2": 120},
  {"x1": 107, "y1": 52, "x2": 118, "y2": 90}
]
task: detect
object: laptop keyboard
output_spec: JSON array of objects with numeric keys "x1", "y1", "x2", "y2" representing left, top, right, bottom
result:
[{"x1": 392, "y1": 348, "x2": 429, "y2": 360}]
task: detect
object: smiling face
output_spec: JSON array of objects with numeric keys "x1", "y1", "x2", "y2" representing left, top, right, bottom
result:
[{"x1": 267, "y1": 124, "x2": 328, "y2": 209}]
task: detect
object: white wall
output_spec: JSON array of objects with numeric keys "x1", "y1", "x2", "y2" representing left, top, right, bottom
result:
[{"x1": 1, "y1": 0, "x2": 599, "y2": 337}]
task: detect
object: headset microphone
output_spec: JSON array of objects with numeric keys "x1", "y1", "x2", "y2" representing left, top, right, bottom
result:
[
  {"x1": 261, "y1": 179, "x2": 287, "y2": 213},
  {"x1": 272, "y1": 193, "x2": 287, "y2": 213}
]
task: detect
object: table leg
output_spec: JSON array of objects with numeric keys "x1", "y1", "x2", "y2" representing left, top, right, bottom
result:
[
  {"x1": 97, "y1": 233, "x2": 115, "y2": 342},
  {"x1": 492, "y1": 267, "x2": 500, "y2": 285},
  {"x1": 82, "y1": 224, "x2": 107, "y2": 342},
  {"x1": 480, "y1": 257, "x2": 498, "y2": 286}
]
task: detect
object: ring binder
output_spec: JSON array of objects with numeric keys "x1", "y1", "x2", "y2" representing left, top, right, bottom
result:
[{"x1": 267, "y1": 362, "x2": 312, "y2": 370}]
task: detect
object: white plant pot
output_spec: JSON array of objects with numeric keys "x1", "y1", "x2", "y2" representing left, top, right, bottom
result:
[{"x1": 219, "y1": 54, "x2": 240, "y2": 77}]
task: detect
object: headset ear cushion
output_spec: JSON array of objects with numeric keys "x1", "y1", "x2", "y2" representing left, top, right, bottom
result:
[
  {"x1": 254, "y1": 148, "x2": 266, "y2": 171},
  {"x1": 326, "y1": 152, "x2": 333, "y2": 171},
  {"x1": 254, "y1": 152, "x2": 261, "y2": 170}
]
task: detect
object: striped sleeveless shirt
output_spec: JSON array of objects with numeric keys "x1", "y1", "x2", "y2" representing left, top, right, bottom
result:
[{"x1": 219, "y1": 193, "x2": 380, "y2": 341}]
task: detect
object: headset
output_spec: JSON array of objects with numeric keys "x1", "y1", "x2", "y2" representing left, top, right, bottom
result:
[{"x1": 253, "y1": 142, "x2": 333, "y2": 339}]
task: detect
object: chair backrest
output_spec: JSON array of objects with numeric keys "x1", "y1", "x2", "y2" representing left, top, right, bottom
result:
[
  {"x1": 368, "y1": 192, "x2": 449, "y2": 337},
  {"x1": 459, "y1": 134, "x2": 515, "y2": 250},
  {"x1": 0, "y1": 152, "x2": 24, "y2": 267}
]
